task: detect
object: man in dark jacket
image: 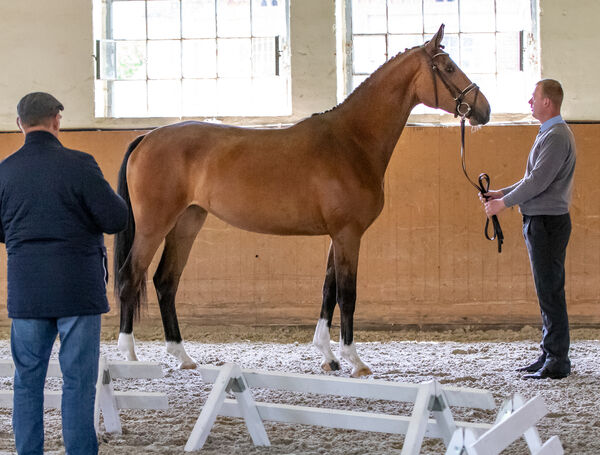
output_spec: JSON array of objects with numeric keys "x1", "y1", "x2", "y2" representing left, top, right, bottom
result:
[{"x1": 0, "y1": 92, "x2": 128, "y2": 454}]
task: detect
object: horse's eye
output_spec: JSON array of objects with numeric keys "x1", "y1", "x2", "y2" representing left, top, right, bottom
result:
[{"x1": 445, "y1": 65, "x2": 454, "y2": 73}]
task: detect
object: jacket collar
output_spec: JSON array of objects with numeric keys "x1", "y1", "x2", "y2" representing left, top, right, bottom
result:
[{"x1": 24, "y1": 130, "x2": 62, "y2": 147}]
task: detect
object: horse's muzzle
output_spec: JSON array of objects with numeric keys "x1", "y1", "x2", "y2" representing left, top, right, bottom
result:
[{"x1": 469, "y1": 106, "x2": 490, "y2": 126}]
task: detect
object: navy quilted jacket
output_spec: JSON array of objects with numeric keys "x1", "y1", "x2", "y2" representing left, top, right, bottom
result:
[{"x1": 0, "y1": 131, "x2": 128, "y2": 318}]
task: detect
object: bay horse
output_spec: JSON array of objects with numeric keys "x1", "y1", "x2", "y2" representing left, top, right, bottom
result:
[{"x1": 114, "y1": 24, "x2": 490, "y2": 377}]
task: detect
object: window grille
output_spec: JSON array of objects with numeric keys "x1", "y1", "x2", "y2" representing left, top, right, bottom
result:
[
  {"x1": 93, "y1": 0, "x2": 291, "y2": 118},
  {"x1": 347, "y1": 0, "x2": 539, "y2": 115}
]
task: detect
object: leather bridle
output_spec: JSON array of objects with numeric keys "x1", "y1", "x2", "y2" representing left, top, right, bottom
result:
[
  {"x1": 422, "y1": 47, "x2": 504, "y2": 253},
  {"x1": 423, "y1": 47, "x2": 480, "y2": 119}
]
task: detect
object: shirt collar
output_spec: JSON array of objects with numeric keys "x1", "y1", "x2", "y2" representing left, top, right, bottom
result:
[{"x1": 539, "y1": 115, "x2": 564, "y2": 133}]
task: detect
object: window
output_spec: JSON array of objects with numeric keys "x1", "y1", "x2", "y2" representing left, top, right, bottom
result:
[
  {"x1": 346, "y1": 0, "x2": 539, "y2": 115},
  {"x1": 93, "y1": 0, "x2": 290, "y2": 118}
]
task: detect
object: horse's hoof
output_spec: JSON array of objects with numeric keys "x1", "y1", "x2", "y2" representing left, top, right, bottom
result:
[
  {"x1": 351, "y1": 366, "x2": 373, "y2": 378},
  {"x1": 321, "y1": 360, "x2": 340, "y2": 372},
  {"x1": 179, "y1": 360, "x2": 197, "y2": 370}
]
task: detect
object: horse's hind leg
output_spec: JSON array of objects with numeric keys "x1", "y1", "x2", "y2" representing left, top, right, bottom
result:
[
  {"x1": 118, "y1": 233, "x2": 166, "y2": 361},
  {"x1": 313, "y1": 241, "x2": 342, "y2": 371},
  {"x1": 153, "y1": 205, "x2": 207, "y2": 369}
]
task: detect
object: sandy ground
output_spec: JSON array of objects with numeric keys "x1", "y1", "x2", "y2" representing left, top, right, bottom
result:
[{"x1": 0, "y1": 326, "x2": 598, "y2": 454}]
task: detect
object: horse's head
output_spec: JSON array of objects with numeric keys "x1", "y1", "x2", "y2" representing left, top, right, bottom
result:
[{"x1": 416, "y1": 24, "x2": 490, "y2": 125}]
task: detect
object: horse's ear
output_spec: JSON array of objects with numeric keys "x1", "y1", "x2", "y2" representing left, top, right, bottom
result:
[{"x1": 426, "y1": 24, "x2": 445, "y2": 51}]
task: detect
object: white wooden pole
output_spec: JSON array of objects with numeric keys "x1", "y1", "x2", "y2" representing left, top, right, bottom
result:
[
  {"x1": 95, "y1": 356, "x2": 122, "y2": 434},
  {"x1": 401, "y1": 381, "x2": 435, "y2": 455},
  {"x1": 445, "y1": 427, "x2": 481, "y2": 455},
  {"x1": 430, "y1": 383, "x2": 458, "y2": 446},
  {"x1": 533, "y1": 436, "x2": 564, "y2": 455},
  {"x1": 226, "y1": 364, "x2": 270, "y2": 447},
  {"x1": 185, "y1": 363, "x2": 236, "y2": 451},
  {"x1": 468, "y1": 395, "x2": 548, "y2": 455}
]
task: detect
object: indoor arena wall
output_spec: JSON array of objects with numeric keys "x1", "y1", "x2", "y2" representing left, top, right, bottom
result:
[{"x1": 0, "y1": 124, "x2": 597, "y2": 329}]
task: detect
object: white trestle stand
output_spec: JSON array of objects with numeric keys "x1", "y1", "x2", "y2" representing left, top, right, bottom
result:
[
  {"x1": 0, "y1": 356, "x2": 168, "y2": 434},
  {"x1": 186, "y1": 363, "x2": 563, "y2": 454},
  {"x1": 187, "y1": 363, "x2": 495, "y2": 453},
  {"x1": 446, "y1": 394, "x2": 564, "y2": 455}
]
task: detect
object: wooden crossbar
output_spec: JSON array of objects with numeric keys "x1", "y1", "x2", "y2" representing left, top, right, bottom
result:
[
  {"x1": 0, "y1": 358, "x2": 163, "y2": 380},
  {"x1": 0, "y1": 357, "x2": 168, "y2": 435},
  {"x1": 0, "y1": 358, "x2": 63, "y2": 377},
  {"x1": 198, "y1": 365, "x2": 496, "y2": 410},
  {"x1": 0, "y1": 389, "x2": 167, "y2": 410},
  {"x1": 217, "y1": 399, "x2": 492, "y2": 437}
]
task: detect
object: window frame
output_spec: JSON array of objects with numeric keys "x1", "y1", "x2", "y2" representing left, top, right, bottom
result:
[
  {"x1": 94, "y1": 0, "x2": 291, "y2": 119},
  {"x1": 341, "y1": 0, "x2": 540, "y2": 121}
]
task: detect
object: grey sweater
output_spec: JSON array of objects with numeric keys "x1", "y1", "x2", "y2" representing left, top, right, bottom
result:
[{"x1": 502, "y1": 122, "x2": 576, "y2": 215}]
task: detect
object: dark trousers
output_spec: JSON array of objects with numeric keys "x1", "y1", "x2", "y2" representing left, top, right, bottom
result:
[{"x1": 522, "y1": 213, "x2": 571, "y2": 374}]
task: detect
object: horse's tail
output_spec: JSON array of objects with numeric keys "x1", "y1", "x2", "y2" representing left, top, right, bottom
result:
[{"x1": 114, "y1": 134, "x2": 146, "y2": 319}]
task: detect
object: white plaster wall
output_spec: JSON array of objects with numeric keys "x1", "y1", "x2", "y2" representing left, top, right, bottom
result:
[
  {"x1": 0, "y1": 0, "x2": 336, "y2": 130},
  {"x1": 290, "y1": 0, "x2": 337, "y2": 118},
  {"x1": 0, "y1": 0, "x2": 597, "y2": 130},
  {"x1": 0, "y1": 0, "x2": 94, "y2": 130},
  {"x1": 539, "y1": 0, "x2": 598, "y2": 120}
]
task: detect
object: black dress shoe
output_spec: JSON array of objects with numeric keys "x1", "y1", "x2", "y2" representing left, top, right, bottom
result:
[
  {"x1": 522, "y1": 367, "x2": 569, "y2": 380},
  {"x1": 515, "y1": 359, "x2": 545, "y2": 373}
]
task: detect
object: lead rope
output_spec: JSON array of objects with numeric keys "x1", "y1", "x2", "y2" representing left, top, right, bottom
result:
[{"x1": 460, "y1": 117, "x2": 504, "y2": 253}]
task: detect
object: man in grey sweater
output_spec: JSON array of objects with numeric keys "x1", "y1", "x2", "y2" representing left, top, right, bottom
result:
[{"x1": 483, "y1": 79, "x2": 576, "y2": 380}]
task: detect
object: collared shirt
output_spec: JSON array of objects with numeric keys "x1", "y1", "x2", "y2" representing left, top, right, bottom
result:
[{"x1": 540, "y1": 114, "x2": 564, "y2": 133}]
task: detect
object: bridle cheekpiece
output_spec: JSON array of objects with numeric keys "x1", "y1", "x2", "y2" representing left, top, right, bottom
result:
[{"x1": 424, "y1": 47, "x2": 480, "y2": 119}]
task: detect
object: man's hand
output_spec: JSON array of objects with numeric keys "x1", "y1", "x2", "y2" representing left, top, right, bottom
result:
[
  {"x1": 478, "y1": 190, "x2": 503, "y2": 203},
  {"x1": 484, "y1": 198, "x2": 506, "y2": 217}
]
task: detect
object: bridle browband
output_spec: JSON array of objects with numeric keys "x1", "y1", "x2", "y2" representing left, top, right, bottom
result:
[
  {"x1": 422, "y1": 47, "x2": 504, "y2": 252},
  {"x1": 423, "y1": 48, "x2": 480, "y2": 119}
]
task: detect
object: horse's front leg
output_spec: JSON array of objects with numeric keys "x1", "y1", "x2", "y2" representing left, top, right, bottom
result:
[
  {"x1": 333, "y1": 230, "x2": 372, "y2": 378},
  {"x1": 313, "y1": 242, "x2": 341, "y2": 371}
]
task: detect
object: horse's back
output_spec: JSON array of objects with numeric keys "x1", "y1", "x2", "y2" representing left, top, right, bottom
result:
[{"x1": 126, "y1": 120, "x2": 335, "y2": 235}]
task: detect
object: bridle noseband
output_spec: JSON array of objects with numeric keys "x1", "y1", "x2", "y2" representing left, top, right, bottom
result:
[{"x1": 424, "y1": 48, "x2": 480, "y2": 119}]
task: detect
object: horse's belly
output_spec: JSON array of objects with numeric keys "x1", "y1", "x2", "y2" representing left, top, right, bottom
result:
[{"x1": 204, "y1": 197, "x2": 327, "y2": 236}]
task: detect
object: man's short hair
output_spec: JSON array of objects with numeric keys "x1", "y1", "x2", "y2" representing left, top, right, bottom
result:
[
  {"x1": 537, "y1": 79, "x2": 563, "y2": 110},
  {"x1": 17, "y1": 92, "x2": 64, "y2": 127}
]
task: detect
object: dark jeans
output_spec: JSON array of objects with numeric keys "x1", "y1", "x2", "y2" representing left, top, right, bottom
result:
[
  {"x1": 523, "y1": 213, "x2": 571, "y2": 374},
  {"x1": 11, "y1": 315, "x2": 101, "y2": 455}
]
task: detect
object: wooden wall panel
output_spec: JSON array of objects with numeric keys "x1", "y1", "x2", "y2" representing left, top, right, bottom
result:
[{"x1": 0, "y1": 124, "x2": 598, "y2": 329}]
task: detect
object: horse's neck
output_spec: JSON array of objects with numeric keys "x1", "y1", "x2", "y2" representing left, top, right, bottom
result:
[{"x1": 329, "y1": 54, "x2": 420, "y2": 177}]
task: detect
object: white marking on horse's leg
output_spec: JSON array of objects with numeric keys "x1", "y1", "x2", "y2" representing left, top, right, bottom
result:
[
  {"x1": 339, "y1": 337, "x2": 372, "y2": 378},
  {"x1": 166, "y1": 341, "x2": 197, "y2": 369},
  {"x1": 118, "y1": 332, "x2": 139, "y2": 361},
  {"x1": 312, "y1": 319, "x2": 340, "y2": 371}
]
